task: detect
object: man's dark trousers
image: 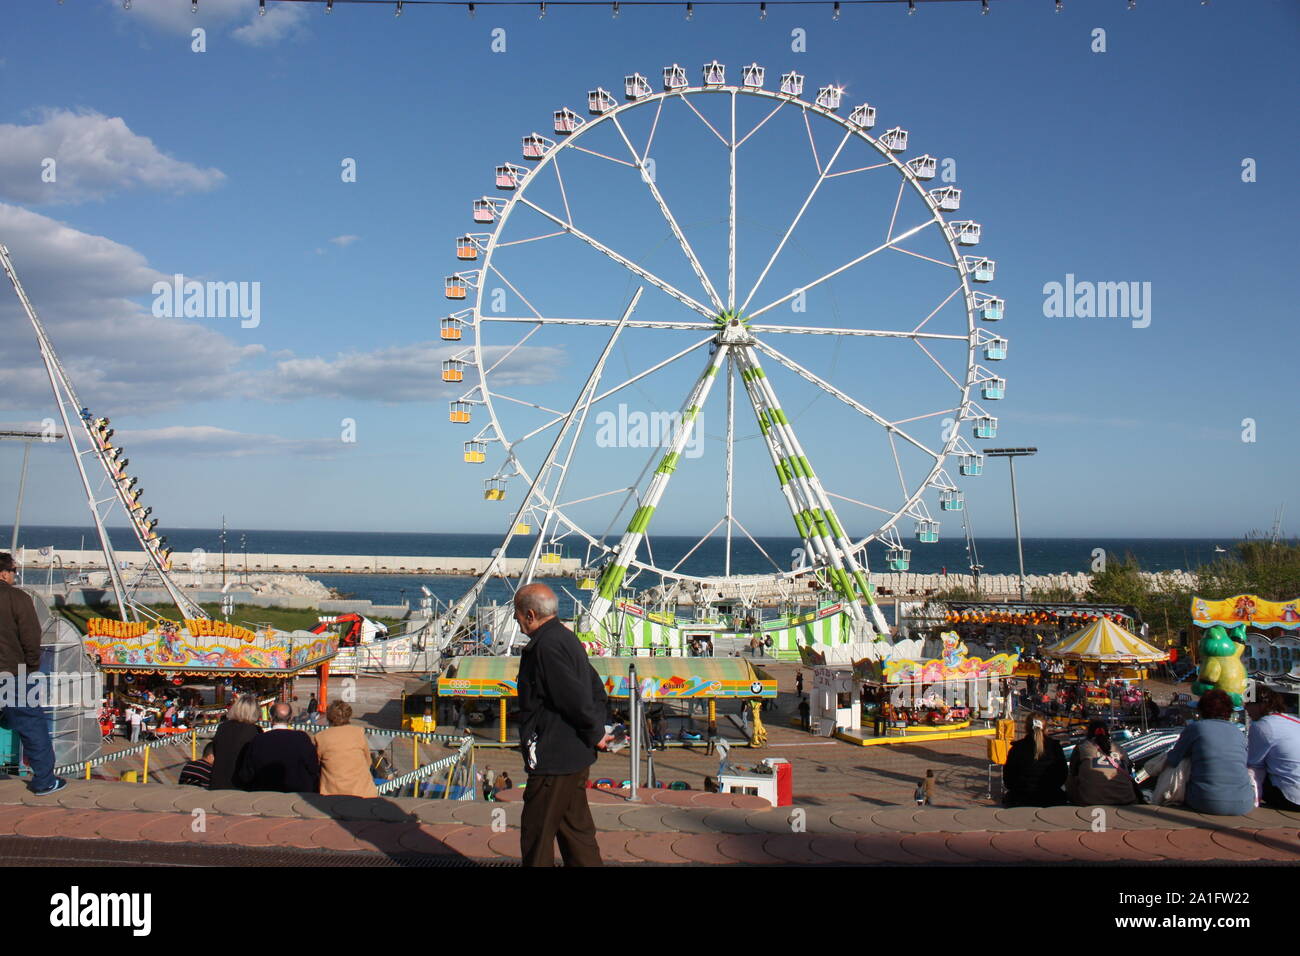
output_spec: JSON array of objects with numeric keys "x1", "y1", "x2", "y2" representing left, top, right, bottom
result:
[
  {"x1": 520, "y1": 769, "x2": 602, "y2": 867},
  {"x1": 3, "y1": 705, "x2": 55, "y2": 790}
]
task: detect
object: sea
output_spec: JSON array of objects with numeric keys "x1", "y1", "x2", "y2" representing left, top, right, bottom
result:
[{"x1": 2, "y1": 525, "x2": 1237, "y2": 611}]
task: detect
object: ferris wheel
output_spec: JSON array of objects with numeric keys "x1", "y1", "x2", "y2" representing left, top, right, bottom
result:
[{"x1": 440, "y1": 61, "x2": 1007, "y2": 639}]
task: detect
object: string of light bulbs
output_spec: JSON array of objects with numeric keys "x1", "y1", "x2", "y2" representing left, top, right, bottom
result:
[{"x1": 111, "y1": 0, "x2": 1192, "y2": 16}]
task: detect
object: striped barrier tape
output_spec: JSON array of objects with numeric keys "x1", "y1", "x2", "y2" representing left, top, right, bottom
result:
[{"x1": 376, "y1": 737, "x2": 475, "y2": 796}]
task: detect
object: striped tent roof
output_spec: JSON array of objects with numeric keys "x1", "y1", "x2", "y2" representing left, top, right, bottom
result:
[{"x1": 1044, "y1": 618, "x2": 1168, "y2": 663}]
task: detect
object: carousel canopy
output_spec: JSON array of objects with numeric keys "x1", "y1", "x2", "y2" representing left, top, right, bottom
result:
[{"x1": 1044, "y1": 618, "x2": 1168, "y2": 664}]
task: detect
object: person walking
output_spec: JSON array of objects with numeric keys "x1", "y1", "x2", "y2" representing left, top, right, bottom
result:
[
  {"x1": 313, "y1": 700, "x2": 378, "y2": 798},
  {"x1": 127, "y1": 706, "x2": 143, "y2": 743},
  {"x1": 514, "y1": 583, "x2": 611, "y2": 867},
  {"x1": 798, "y1": 695, "x2": 811, "y2": 733},
  {"x1": 0, "y1": 553, "x2": 65, "y2": 795}
]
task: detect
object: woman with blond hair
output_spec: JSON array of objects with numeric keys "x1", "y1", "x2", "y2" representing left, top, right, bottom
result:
[
  {"x1": 313, "y1": 700, "x2": 378, "y2": 798},
  {"x1": 210, "y1": 695, "x2": 263, "y2": 790},
  {"x1": 1002, "y1": 712, "x2": 1068, "y2": 807}
]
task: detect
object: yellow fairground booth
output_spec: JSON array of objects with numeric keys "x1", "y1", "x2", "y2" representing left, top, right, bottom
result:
[{"x1": 435, "y1": 656, "x2": 777, "y2": 744}]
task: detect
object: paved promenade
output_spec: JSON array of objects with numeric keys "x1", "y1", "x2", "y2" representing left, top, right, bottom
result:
[{"x1": 0, "y1": 778, "x2": 1296, "y2": 866}]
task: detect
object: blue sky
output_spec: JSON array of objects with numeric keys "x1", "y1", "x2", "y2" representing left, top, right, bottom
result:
[{"x1": 0, "y1": 0, "x2": 1297, "y2": 549}]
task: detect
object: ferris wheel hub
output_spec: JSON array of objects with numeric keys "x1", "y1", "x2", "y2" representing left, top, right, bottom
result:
[{"x1": 714, "y1": 310, "x2": 754, "y2": 344}]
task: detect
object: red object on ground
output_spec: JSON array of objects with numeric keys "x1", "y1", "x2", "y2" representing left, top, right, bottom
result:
[{"x1": 766, "y1": 758, "x2": 793, "y2": 807}]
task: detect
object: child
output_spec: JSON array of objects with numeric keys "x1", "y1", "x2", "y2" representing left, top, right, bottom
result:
[{"x1": 916, "y1": 769, "x2": 936, "y2": 806}]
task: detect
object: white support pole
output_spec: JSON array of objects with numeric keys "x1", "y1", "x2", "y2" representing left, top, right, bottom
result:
[{"x1": 724, "y1": 354, "x2": 735, "y2": 578}]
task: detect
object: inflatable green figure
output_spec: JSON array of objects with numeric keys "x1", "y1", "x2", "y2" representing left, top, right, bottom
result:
[{"x1": 1191, "y1": 623, "x2": 1248, "y2": 708}]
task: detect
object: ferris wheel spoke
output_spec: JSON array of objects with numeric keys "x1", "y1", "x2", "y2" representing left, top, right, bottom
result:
[
  {"x1": 643, "y1": 97, "x2": 665, "y2": 158},
  {"x1": 483, "y1": 322, "x2": 543, "y2": 376},
  {"x1": 755, "y1": 340, "x2": 942, "y2": 461},
  {"x1": 890, "y1": 245, "x2": 957, "y2": 270},
  {"x1": 748, "y1": 218, "x2": 932, "y2": 320},
  {"x1": 891, "y1": 408, "x2": 961, "y2": 427},
  {"x1": 750, "y1": 323, "x2": 966, "y2": 341},
  {"x1": 494, "y1": 231, "x2": 569, "y2": 249},
  {"x1": 510, "y1": 335, "x2": 716, "y2": 447},
  {"x1": 480, "y1": 316, "x2": 712, "y2": 331},
  {"x1": 885, "y1": 176, "x2": 906, "y2": 242},
  {"x1": 566, "y1": 144, "x2": 639, "y2": 168},
  {"x1": 609, "y1": 114, "x2": 725, "y2": 313},
  {"x1": 556, "y1": 486, "x2": 636, "y2": 510},
  {"x1": 552, "y1": 154, "x2": 574, "y2": 226},
  {"x1": 673, "y1": 93, "x2": 730, "y2": 148},
  {"x1": 492, "y1": 392, "x2": 567, "y2": 417},
  {"x1": 728, "y1": 514, "x2": 787, "y2": 576},
  {"x1": 487, "y1": 262, "x2": 547, "y2": 320},
  {"x1": 803, "y1": 109, "x2": 823, "y2": 175},
  {"x1": 739, "y1": 127, "x2": 855, "y2": 315},
  {"x1": 515, "y1": 196, "x2": 716, "y2": 319},
  {"x1": 668, "y1": 517, "x2": 727, "y2": 575},
  {"x1": 825, "y1": 161, "x2": 893, "y2": 180},
  {"x1": 912, "y1": 338, "x2": 965, "y2": 391},
  {"x1": 910, "y1": 285, "x2": 964, "y2": 336},
  {"x1": 736, "y1": 98, "x2": 789, "y2": 149},
  {"x1": 826, "y1": 492, "x2": 896, "y2": 518},
  {"x1": 887, "y1": 431, "x2": 909, "y2": 501}
]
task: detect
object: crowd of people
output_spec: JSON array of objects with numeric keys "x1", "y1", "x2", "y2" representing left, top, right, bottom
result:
[
  {"x1": 182, "y1": 696, "x2": 380, "y2": 797},
  {"x1": 1001, "y1": 688, "x2": 1300, "y2": 815}
]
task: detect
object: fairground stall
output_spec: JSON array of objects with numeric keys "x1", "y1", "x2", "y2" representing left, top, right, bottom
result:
[
  {"x1": 840, "y1": 631, "x2": 1019, "y2": 746},
  {"x1": 83, "y1": 617, "x2": 339, "y2": 730},
  {"x1": 911, "y1": 601, "x2": 1146, "y2": 668},
  {"x1": 1194, "y1": 594, "x2": 1300, "y2": 711},
  {"x1": 436, "y1": 656, "x2": 777, "y2": 746},
  {"x1": 1033, "y1": 618, "x2": 1167, "y2": 731}
]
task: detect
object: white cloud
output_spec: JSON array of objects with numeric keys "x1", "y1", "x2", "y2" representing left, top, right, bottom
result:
[
  {"x1": 110, "y1": 0, "x2": 308, "y2": 47},
  {"x1": 329, "y1": 235, "x2": 361, "y2": 247},
  {"x1": 0, "y1": 203, "x2": 263, "y2": 414},
  {"x1": 0, "y1": 109, "x2": 225, "y2": 205},
  {"x1": 115, "y1": 425, "x2": 344, "y2": 459},
  {"x1": 258, "y1": 343, "x2": 565, "y2": 403}
]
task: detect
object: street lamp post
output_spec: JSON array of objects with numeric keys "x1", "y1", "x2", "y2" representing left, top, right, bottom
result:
[
  {"x1": 984, "y1": 447, "x2": 1037, "y2": 602},
  {"x1": 2, "y1": 426, "x2": 64, "y2": 555}
]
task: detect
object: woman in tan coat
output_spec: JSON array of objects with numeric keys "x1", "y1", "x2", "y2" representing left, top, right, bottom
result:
[{"x1": 313, "y1": 700, "x2": 379, "y2": 798}]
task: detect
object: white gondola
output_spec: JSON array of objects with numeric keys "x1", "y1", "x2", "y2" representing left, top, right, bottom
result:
[
  {"x1": 449, "y1": 400, "x2": 472, "y2": 424},
  {"x1": 940, "y1": 489, "x2": 964, "y2": 512},
  {"x1": 949, "y1": 220, "x2": 980, "y2": 245},
  {"x1": 848, "y1": 104, "x2": 876, "y2": 129},
  {"x1": 442, "y1": 358, "x2": 466, "y2": 383},
  {"x1": 495, "y1": 163, "x2": 527, "y2": 190},
  {"x1": 975, "y1": 294, "x2": 1004, "y2": 321},
  {"x1": 915, "y1": 519, "x2": 940, "y2": 543},
  {"x1": 886, "y1": 547, "x2": 911, "y2": 571},
  {"x1": 702, "y1": 60, "x2": 726, "y2": 86},
  {"x1": 965, "y1": 257, "x2": 996, "y2": 282},
  {"x1": 484, "y1": 478, "x2": 506, "y2": 501},
  {"x1": 663, "y1": 63, "x2": 688, "y2": 91},
  {"x1": 879, "y1": 126, "x2": 908, "y2": 152},
  {"x1": 929, "y1": 186, "x2": 961, "y2": 211},
  {"x1": 463, "y1": 440, "x2": 487, "y2": 464},
  {"x1": 522, "y1": 133, "x2": 555, "y2": 159},
  {"x1": 553, "y1": 108, "x2": 583, "y2": 135},
  {"x1": 959, "y1": 453, "x2": 984, "y2": 476},
  {"x1": 444, "y1": 275, "x2": 468, "y2": 300},
  {"x1": 588, "y1": 88, "x2": 616, "y2": 115},
  {"x1": 907, "y1": 154, "x2": 937, "y2": 179},
  {"x1": 472, "y1": 197, "x2": 503, "y2": 223},
  {"x1": 981, "y1": 376, "x2": 1006, "y2": 400},
  {"x1": 742, "y1": 63, "x2": 765, "y2": 88},
  {"x1": 815, "y1": 85, "x2": 842, "y2": 110},
  {"x1": 974, "y1": 416, "x2": 998, "y2": 439},
  {"x1": 983, "y1": 337, "x2": 1008, "y2": 361},
  {"x1": 780, "y1": 71, "x2": 804, "y2": 96},
  {"x1": 624, "y1": 72, "x2": 652, "y2": 100}
]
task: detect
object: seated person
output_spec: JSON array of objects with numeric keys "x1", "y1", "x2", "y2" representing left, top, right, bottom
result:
[
  {"x1": 1003, "y1": 714, "x2": 1068, "y2": 807},
  {"x1": 1164, "y1": 689, "x2": 1254, "y2": 816},
  {"x1": 1247, "y1": 688, "x2": 1300, "y2": 811},
  {"x1": 1067, "y1": 720, "x2": 1139, "y2": 806}
]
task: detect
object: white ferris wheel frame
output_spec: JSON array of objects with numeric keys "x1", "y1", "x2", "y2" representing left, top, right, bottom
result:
[{"x1": 450, "y1": 65, "x2": 1004, "y2": 606}]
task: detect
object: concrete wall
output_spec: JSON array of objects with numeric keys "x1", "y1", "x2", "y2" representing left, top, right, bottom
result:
[{"x1": 38, "y1": 550, "x2": 580, "y2": 576}]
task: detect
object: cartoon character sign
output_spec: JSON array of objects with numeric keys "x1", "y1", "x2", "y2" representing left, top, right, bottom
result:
[
  {"x1": 1192, "y1": 623, "x2": 1248, "y2": 707},
  {"x1": 940, "y1": 631, "x2": 967, "y2": 669},
  {"x1": 1232, "y1": 596, "x2": 1257, "y2": 621}
]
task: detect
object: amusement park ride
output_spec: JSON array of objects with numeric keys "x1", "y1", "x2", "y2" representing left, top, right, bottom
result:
[{"x1": 437, "y1": 61, "x2": 1007, "y2": 654}]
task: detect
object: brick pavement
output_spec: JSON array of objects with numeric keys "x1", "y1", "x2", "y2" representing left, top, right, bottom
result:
[{"x1": 0, "y1": 777, "x2": 1294, "y2": 866}]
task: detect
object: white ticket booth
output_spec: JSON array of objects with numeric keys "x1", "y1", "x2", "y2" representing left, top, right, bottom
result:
[{"x1": 810, "y1": 666, "x2": 860, "y2": 736}]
